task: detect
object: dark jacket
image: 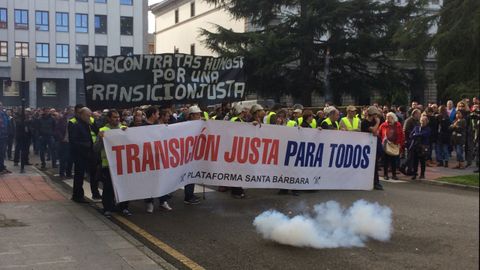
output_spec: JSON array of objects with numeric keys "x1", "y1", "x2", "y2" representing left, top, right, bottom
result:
[
  {"x1": 55, "y1": 117, "x2": 68, "y2": 142},
  {"x1": 403, "y1": 116, "x2": 419, "y2": 143},
  {"x1": 427, "y1": 114, "x2": 438, "y2": 143},
  {"x1": 437, "y1": 115, "x2": 451, "y2": 145},
  {"x1": 409, "y1": 126, "x2": 431, "y2": 150},
  {"x1": 0, "y1": 110, "x2": 9, "y2": 139},
  {"x1": 38, "y1": 115, "x2": 56, "y2": 137},
  {"x1": 450, "y1": 119, "x2": 466, "y2": 146},
  {"x1": 69, "y1": 120, "x2": 94, "y2": 159}
]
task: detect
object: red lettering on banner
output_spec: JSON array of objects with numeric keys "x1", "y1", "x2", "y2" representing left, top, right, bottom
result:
[
  {"x1": 142, "y1": 142, "x2": 155, "y2": 172},
  {"x1": 249, "y1": 137, "x2": 261, "y2": 164},
  {"x1": 185, "y1": 136, "x2": 195, "y2": 163},
  {"x1": 205, "y1": 135, "x2": 220, "y2": 161},
  {"x1": 268, "y1": 139, "x2": 279, "y2": 165},
  {"x1": 179, "y1": 137, "x2": 185, "y2": 166},
  {"x1": 126, "y1": 144, "x2": 140, "y2": 174},
  {"x1": 154, "y1": 140, "x2": 170, "y2": 169},
  {"x1": 112, "y1": 145, "x2": 125, "y2": 175},
  {"x1": 224, "y1": 136, "x2": 238, "y2": 163},
  {"x1": 169, "y1": 138, "x2": 179, "y2": 168}
]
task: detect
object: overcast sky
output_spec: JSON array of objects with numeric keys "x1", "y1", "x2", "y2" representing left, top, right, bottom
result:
[{"x1": 148, "y1": 0, "x2": 164, "y2": 33}]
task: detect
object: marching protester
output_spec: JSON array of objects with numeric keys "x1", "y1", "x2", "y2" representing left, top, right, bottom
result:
[
  {"x1": 141, "y1": 106, "x2": 174, "y2": 212},
  {"x1": 379, "y1": 112, "x2": 404, "y2": 180},
  {"x1": 184, "y1": 105, "x2": 203, "y2": 204},
  {"x1": 286, "y1": 108, "x2": 302, "y2": 127},
  {"x1": 450, "y1": 110, "x2": 467, "y2": 169},
  {"x1": 321, "y1": 106, "x2": 340, "y2": 130},
  {"x1": 0, "y1": 102, "x2": 10, "y2": 174},
  {"x1": 95, "y1": 109, "x2": 131, "y2": 217},
  {"x1": 69, "y1": 107, "x2": 95, "y2": 203},
  {"x1": 361, "y1": 106, "x2": 383, "y2": 190},
  {"x1": 340, "y1": 105, "x2": 361, "y2": 131},
  {"x1": 38, "y1": 107, "x2": 56, "y2": 169},
  {"x1": 409, "y1": 115, "x2": 431, "y2": 180}
]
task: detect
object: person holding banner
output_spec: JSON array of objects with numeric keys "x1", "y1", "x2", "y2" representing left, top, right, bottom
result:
[
  {"x1": 286, "y1": 109, "x2": 302, "y2": 127},
  {"x1": 321, "y1": 106, "x2": 340, "y2": 130},
  {"x1": 95, "y1": 109, "x2": 131, "y2": 217},
  {"x1": 184, "y1": 105, "x2": 203, "y2": 204},
  {"x1": 141, "y1": 106, "x2": 174, "y2": 212},
  {"x1": 340, "y1": 106, "x2": 361, "y2": 131},
  {"x1": 361, "y1": 106, "x2": 384, "y2": 190}
]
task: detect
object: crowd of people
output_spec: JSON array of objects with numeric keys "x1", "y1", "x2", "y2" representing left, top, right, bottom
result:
[{"x1": 0, "y1": 96, "x2": 478, "y2": 217}]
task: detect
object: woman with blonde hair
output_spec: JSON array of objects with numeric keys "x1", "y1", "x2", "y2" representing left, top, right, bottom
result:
[{"x1": 379, "y1": 112, "x2": 404, "y2": 180}]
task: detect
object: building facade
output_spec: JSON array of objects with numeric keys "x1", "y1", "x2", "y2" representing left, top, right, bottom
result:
[
  {"x1": 151, "y1": 0, "x2": 443, "y2": 106},
  {"x1": 0, "y1": 0, "x2": 148, "y2": 108}
]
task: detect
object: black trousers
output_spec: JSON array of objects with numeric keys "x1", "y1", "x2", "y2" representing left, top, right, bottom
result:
[
  {"x1": 13, "y1": 137, "x2": 30, "y2": 164},
  {"x1": 88, "y1": 159, "x2": 100, "y2": 197},
  {"x1": 101, "y1": 168, "x2": 128, "y2": 212},
  {"x1": 184, "y1": 184, "x2": 195, "y2": 200},
  {"x1": 72, "y1": 155, "x2": 87, "y2": 200},
  {"x1": 383, "y1": 153, "x2": 398, "y2": 177},
  {"x1": 412, "y1": 152, "x2": 426, "y2": 176},
  {"x1": 6, "y1": 135, "x2": 14, "y2": 159},
  {"x1": 374, "y1": 156, "x2": 380, "y2": 185}
]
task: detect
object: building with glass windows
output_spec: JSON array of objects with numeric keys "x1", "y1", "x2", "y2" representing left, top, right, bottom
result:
[{"x1": 0, "y1": 0, "x2": 148, "y2": 108}]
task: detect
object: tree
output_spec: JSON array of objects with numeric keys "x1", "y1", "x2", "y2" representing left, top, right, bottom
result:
[
  {"x1": 434, "y1": 0, "x2": 480, "y2": 102},
  {"x1": 201, "y1": 0, "x2": 430, "y2": 106}
]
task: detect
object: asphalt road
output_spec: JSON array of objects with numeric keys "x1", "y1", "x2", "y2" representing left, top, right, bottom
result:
[{"x1": 121, "y1": 182, "x2": 479, "y2": 270}]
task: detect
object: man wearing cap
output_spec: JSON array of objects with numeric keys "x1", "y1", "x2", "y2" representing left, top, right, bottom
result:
[
  {"x1": 361, "y1": 106, "x2": 384, "y2": 190},
  {"x1": 321, "y1": 106, "x2": 340, "y2": 130},
  {"x1": 340, "y1": 106, "x2": 361, "y2": 131},
  {"x1": 287, "y1": 109, "x2": 302, "y2": 127},
  {"x1": 230, "y1": 104, "x2": 249, "y2": 123},
  {"x1": 184, "y1": 105, "x2": 203, "y2": 204}
]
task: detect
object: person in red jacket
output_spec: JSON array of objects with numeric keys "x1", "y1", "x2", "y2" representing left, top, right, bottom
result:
[{"x1": 378, "y1": 112, "x2": 405, "y2": 180}]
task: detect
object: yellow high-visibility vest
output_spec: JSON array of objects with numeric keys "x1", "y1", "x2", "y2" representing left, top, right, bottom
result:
[
  {"x1": 230, "y1": 116, "x2": 243, "y2": 122},
  {"x1": 341, "y1": 117, "x2": 360, "y2": 131},
  {"x1": 99, "y1": 124, "x2": 126, "y2": 168},
  {"x1": 286, "y1": 120, "x2": 297, "y2": 127},
  {"x1": 297, "y1": 117, "x2": 317, "y2": 128},
  {"x1": 321, "y1": 118, "x2": 339, "y2": 130},
  {"x1": 70, "y1": 116, "x2": 97, "y2": 143},
  {"x1": 266, "y1": 111, "x2": 276, "y2": 124},
  {"x1": 203, "y1": 111, "x2": 210, "y2": 120}
]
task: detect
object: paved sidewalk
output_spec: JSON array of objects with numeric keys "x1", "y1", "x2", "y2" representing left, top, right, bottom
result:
[{"x1": 0, "y1": 165, "x2": 176, "y2": 270}]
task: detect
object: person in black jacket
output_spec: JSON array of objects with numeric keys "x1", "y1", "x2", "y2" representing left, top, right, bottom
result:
[
  {"x1": 426, "y1": 107, "x2": 438, "y2": 166},
  {"x1": 38, "y1": 108, "x2": 56, "y2": 169},
  {"x1": 6, "y1": 109, "x2": 15, "y2": 160},
  {"x1": 436, "y1": 105, "x2": 452, "y2": 168},
  {"x1": 69, "y1": 107, "x2": 94, "y2": 203}
]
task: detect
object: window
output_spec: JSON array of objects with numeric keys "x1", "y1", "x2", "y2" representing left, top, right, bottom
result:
[
  {"x1": 75, "y1": 13, "x2": 88, "y2": 33},
  {"x1": 190, "y1": 44, "x2": 195, "y2": 55},
  {"x1": 96, "y1": 0, "x2": 107, "y2": 3},
  {"x1": 56, "y1": 12, "x2": 69, "y2": 32},
  {"x1": 14, "y1": 9, "x2": 28, "y2": 30},
  {"x1": 76, "y1": 45, "x2": 88, "y2": 64},
  {"x1": 36, "y1": 43, "x2": 49, "y2": 63},
  {"x1": 94, "y1": 15, "x2": 107, "y2": 34},
  {"x1": 175, "y1": 9, "x2": 179, "y2": 23},
  {"x1": 15, "y1": 42, "x2": 29, "y2": 57},
  {"x1": 56, "y1": 44, "x2": 69, "y2": 64},
  {"x1": 0, "y1": 8, "x2": 7, "y2": 29},
  {"x1": 42, "y1": 81, "x2": 57, "y2": 97},
  {"x1": 120, "y1": 16, "x2": 133, "y2": 35},
  {"x1": 120, "y1": 46, "x2": 133, "y2": 56},
  {"x1": 0, "y1": 41, "x2": 7, "y2": 62},
  {"x1": 35, "y1": 11, "x2": 49, "y2": 31},
  {"x1": 191, "y1": 2, "x2": 195, "y2": 17},
  {"x1": 174, "y1": 46, "x2": 179, "y2": 54},
  {"x1": 95, "y1": 46, "x2": 107, "y2": 57},
  {"x1": 120, "y1": 0, "x2": 132, "y2": 5}
]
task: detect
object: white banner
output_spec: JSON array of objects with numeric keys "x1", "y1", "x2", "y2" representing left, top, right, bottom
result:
[{"x1": 103, "y1": 120, "x2": 377, "y2": 202}]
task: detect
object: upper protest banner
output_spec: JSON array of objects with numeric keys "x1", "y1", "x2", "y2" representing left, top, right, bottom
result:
[
  {"x1": 82, "y1": 54, "x2": 246, "y2": 110},
  {"x1": 102, "y1": 121, "x2": 378, "y2": 202}
]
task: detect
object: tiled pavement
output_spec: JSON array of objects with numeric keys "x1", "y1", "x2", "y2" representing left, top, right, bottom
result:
[{"x1": 0, "y1": 175, "x2": 64, "y2": 202}]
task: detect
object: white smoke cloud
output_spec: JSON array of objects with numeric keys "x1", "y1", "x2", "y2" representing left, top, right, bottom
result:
[{"x1": 253, "y1": 200, "x2": 392, "y2": 248}]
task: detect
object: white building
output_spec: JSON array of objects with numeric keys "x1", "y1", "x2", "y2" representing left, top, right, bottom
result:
[
  {"x1": 150, "y1": 0, "x2": 247, "y2": 56},
  {"x1": 0, "y1": 0, "x2": 148, "y2": 108}
]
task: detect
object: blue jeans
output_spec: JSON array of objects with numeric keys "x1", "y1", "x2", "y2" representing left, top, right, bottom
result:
[
  {"x1": 455, "y1": 145, "x2": 464, "y2": 162},
  {"x1": 0, "y1": 138, "x2": 6, "y2": 171},
  {"x1": 435, "y1": 143, "x2": 449, "y2": 162}
]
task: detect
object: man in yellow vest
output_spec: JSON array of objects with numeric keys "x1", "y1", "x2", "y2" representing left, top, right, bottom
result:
[
  {"x1": 95, "y1": 109, "x2": 130, "y2": 217},
  {"x1": 230, "y1": 104, "x2": 248, "y2": 122},
  {"x1": 321, "y1": 106, "x2": 340, "y2": 130},
  {"x1": 340, "y1": 105, "x2": 361, "y2": 131},
  {"x1": 286, "y1": 108, "x2": 303, "y2": 127},
  {"x1": 68, "y1": 104, "x2": 101, "y2": 200}
]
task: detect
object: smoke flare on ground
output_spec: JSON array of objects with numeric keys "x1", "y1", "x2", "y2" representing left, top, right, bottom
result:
[{"x1": 253, "y1": 200, "x2": 392, "y2": 248}]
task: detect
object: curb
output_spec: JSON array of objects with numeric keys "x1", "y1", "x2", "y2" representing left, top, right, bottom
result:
[{"x1": 417, "y1": 178, "x2": 479, "y2": 191}]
